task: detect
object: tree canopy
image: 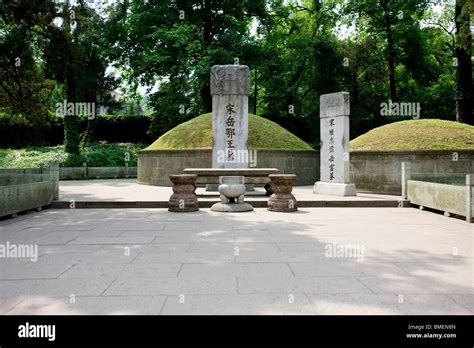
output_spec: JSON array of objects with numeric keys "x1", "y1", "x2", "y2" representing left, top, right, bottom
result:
[{"x1": 0, "y1": 0, "x2": 471, "y2": 151}]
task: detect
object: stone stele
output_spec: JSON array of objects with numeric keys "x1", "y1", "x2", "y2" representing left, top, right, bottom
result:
[
  {"x1": 314, "y1": 92, "x2": 356, "y2": 196},
  {"x1": 210, "y1": 65, "x2": 250, "y2": 169}
]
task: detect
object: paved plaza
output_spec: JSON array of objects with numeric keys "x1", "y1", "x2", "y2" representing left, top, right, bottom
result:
[
  {"x1": 1, "y1": 201, "x2": 473, "y2": 315},
  {"x1": 59, "y1": 179, "x2": 401, "y2": 202}
]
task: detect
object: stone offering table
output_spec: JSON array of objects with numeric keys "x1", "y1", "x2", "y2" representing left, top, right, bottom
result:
[
  {"x1": 267, "y1": 174, "x2": 297, "y2": 212},
  {"x1": 183, "y1": 168, "x2": 279, "y2": 194},
  {"x1": 168, "y1": 174, "x2": 199, "y2": 212}
]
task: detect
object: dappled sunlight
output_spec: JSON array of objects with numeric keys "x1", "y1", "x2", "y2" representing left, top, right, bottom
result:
[
  {"x1": 4, "y1": 295, "x2": 159, "y2": 315},
  {"x1": 5, "y1": 296, "x2": 82, "y2": 315},
  {"x1": 1, "y1": 207, "x2": 472, "y2": 314}
]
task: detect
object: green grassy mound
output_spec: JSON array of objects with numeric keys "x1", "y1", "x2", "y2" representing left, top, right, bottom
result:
[
  {"x1": 350, "y1": 119, "x2": 474, "y2": 151},
  {"x1": 145, "y1": 113, "x2": 313, "y2": 150}
]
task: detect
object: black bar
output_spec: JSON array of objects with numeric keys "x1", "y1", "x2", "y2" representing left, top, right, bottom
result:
[{"x1": 0, "y1": 315, "x2": 473, "y2": 346}]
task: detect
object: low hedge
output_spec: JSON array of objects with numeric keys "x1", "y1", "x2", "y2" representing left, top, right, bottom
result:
[
  {"x1": 0, "y1": 114, "x2": 153, "y2": 148},
  {"x1": 0, "y1": 143, "x2": 145, "y2": 168}
]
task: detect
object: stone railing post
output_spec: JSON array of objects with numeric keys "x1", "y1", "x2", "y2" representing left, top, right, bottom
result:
[
  {"x1": 466, "y1": 174, "x2": 473, "y2": 223},
  {"x1": 49, "y1": 161, "x2": 59, "y2": 200},
  {"x1": 401, "y1": 162, "x2": 412, "y2": 200},
  {"x1": 82, "y1": 162, "x2": 88, "y2": 179}
]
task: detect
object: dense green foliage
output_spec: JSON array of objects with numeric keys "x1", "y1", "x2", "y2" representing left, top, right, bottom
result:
[
  {"x1": 0, "y1": 0, "x2": 471, "y2": 152},
  {"x1": 145, "y1": 113, "x2": 312, "y2": 150},
  {"x1": 0, "y1": 143, "x2": 145, "y2": 168},
  {"x1": 0, "y1": 114, "x2": 152, "y2": 148}
]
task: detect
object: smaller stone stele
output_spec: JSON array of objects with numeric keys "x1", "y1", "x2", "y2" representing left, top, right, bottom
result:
[
  {"x1": 314, "y1": 92, "x2": 356, "y2": 197},
  {"x1": 211, "y1": 176, "x2": 253, "y2": 212},
  {"x1": 168, "y1": 174, "x2": 199, "y2": 212},
  {"x1": 268, "y1": 174, "x2": 297, "y2": 212}
]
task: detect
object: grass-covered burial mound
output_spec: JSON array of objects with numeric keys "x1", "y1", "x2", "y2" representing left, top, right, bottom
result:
[
  {"x1": 350, "y1": 119, "x2": 474, "y2": 151},
  {"x1": 144, "y1": 113, "x2": 312, "y2": 150}
]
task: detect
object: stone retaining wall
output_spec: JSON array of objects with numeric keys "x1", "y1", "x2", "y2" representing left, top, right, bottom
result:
[
  {"x1": 350, "y1": 150, "x2": 474, "y2": 194},
  {"x1": 139, "y1": 149, "x2": 473, "y2": 194},
  {"x1": 138, "y1": 149, "x2": 319, "y2": 186}
]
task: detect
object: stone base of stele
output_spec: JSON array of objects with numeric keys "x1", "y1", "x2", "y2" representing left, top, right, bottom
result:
[{"x1": 313, "y1": 181, "x2": 357, "y2": 196}]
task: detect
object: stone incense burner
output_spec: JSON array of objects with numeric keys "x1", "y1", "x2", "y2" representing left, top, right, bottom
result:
[
  {"x1": 218, "y1": 176, "x2": 246, "y2": 203},
  {"x1": 211, "y1": 176, "x2": 253, "y2": 212}
]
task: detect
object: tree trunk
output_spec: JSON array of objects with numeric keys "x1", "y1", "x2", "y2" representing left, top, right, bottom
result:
[
  {"x1": 200, "y1": 1, "x2": 213, "y2": 113},
  {"x1": 385, "y1": 21, "x2": 397, "y2": 102},
  {"x1": 455, "y1": 0, "x2": 472, "y2": 124},
  {"x1": 62, "y1": 4, "x2": 80, "y2": 154},
  {"x1": 253, "y1": 68, "x2": 257, "y2": 115},
  {"x1": 64, "y1": 69, "x2": 80, "y2": 154},
  {"x1": 200, "y1": 83, "x2": 212, "y2": 113},
  {"x1": 80, "y1": 116, "x2": 96, "y2": 147}
]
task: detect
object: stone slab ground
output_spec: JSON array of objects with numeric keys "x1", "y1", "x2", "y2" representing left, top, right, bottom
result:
[
  {"x1": 1, "y1": 206, "x2": 472, "y2": 315},
  {"x1": 58, "y1": 179, "x2": 401, "y2": 202}
]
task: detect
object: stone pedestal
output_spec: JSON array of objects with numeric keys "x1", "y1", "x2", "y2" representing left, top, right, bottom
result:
[
  {"x1": 211, "y1": 176, "x2": 253, "y2": 212},
  {"x1": 268, "y1": 174, "x2": 297, "y2": 212},
  {"x1": 168, "y1": 174, "x2": 199, "y2": 212},
  {"x1": 314, "y1": 92, "x2": 356, "y2": 196},
  {"x1": 313, "y1": 182, "x2": 356, "y2": 196},
  {"x1": 49, "y1": 161, "x2": 59, "y2": 200}
]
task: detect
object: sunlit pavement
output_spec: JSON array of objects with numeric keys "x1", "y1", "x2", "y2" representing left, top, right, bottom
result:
[
  {"x1": 58, "y1": 179, "x2": 402, "y2": 202},
  {"x1": 0, "y1": 206, "x2": 472, "y2": 315}
]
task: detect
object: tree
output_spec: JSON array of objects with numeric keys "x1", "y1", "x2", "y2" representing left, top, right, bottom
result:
[
  {"x1": 255, "y1": 0, "x2": 342, "y2": 142},
  {"x1": 345, "y1": 0, "x2": 430, "y2": 102},
  {"x1": 0, "y1": 0, "x2": 57, "y2": 136},
  {"x1": 43, "y1": 1, "x2": 118, "y2": 150},
  {"x1": 1, "y1": 0, "x2": 118, "y2": 152},
  {"x1": 454, "y1": 0, "x2": 472, "y2": 124},
  {"x1": 107, "y1": 0, "x2": 268, "y2": 137}
]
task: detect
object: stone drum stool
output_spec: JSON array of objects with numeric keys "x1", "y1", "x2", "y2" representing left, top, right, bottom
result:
[
  {"x1": 268, "y1": 174, "x2": 297, "y2": 212},
  {"x1": 211, "y1": 176, "x2": 253, "y2": 212},
  {"x1": 168, "y1": 174, "x2": 199, "y2": 212}
]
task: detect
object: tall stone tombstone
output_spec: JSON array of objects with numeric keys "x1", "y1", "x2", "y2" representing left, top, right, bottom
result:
[
  {"x1": 313, "y1": 92, "x2": 356, "y2": 196},
  {"x1": 210, "y1": 65, "x2": 250, "y2": 169}
]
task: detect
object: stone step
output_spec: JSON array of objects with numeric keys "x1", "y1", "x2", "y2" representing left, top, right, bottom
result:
[{"x1": 49, "y1": 200, "x2": 410, "y2": 209}]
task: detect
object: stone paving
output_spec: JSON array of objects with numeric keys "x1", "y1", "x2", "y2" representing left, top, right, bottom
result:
[
  {"x1": 59, "y1": 179, "x2": 401, "y2": 202},
  {"x1": 1, "y1": 206, "x2": 472, "y2": 315}
]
